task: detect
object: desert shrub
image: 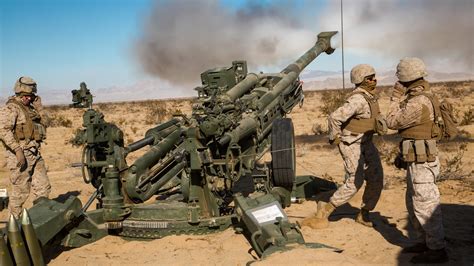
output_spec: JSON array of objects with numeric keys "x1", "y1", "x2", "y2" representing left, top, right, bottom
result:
[
  {"x1": 459, "y1": 108, "x2": 473, "y2": 126},
  {"x1": 145, "y1": 102, "x2": 170, "y2": 125},
  {"x1": 96, "y1": 103, "x2": 116, "y2": 112},
  {"x1": 171, "y1": 108, "x2": 184, "y2": 116},
  {"x1": 45, "y1": 105, "x2": 68, "y2": 112},
  {"x1": 319, "y1": 89, "x2": 351, "y2": 116},
  {"x1": 439, "y1": 142, "x2": 469, "y2": 181},
  {"x1": 312, "y1": 123, "x2": 327, "y2": 135},
  {"x1": 49, "y1": 114, "x2": 73, "y2": 128},
  {"x1": 67, "y1": 128, "x2": 85, "y2": 147},
  {"x1": 431, "y1": 80, "x2": 473, "y2": 99}
]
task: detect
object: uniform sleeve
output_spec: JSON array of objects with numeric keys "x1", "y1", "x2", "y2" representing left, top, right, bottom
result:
[
  {"x1": 328, "y1": 95, "x2": 366, "y2": 140},
  {"x1": 386, "y1": 98, "x2": 423, "y2": 130},
  {"x1": 0, "y1": 105, "x2": 21, "y2": 151}
]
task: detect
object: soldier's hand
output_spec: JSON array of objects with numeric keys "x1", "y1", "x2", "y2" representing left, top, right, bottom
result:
[
  {"x1": 392, "y1": 82, "x2": 406, "y2": 99},
  {"x1": 15, "y1": 148, "x2": 26, "y2": 170},
  {"x1": 329, "y1": 136, "x2": 341, "y2": 145},
  {"x1": 32, "y1": 95, "x2": 43, "y2": 111}
]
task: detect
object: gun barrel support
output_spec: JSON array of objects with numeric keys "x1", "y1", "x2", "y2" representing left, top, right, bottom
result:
[
  {"x1": 126, "y1": 136, "x2": 154, "y2": 153},
  {"x1": 125, "y1": 129, "x2": 183, "y2": 202},
  {"x1": 225, "y1": 73, "x2": 259, "y2": 102},
  {"x1": 135, "y1": 160, "x2": 187, "y2": 201}
]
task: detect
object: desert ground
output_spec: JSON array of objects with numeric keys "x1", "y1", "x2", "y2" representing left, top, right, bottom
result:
[{"x1": 1, "y1": 80, "x2": 473, "y2": 265}]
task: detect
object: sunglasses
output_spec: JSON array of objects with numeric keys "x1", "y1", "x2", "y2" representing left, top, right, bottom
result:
[{"x1": 365, "y1": 75, "x2": 376, "y2": 81}]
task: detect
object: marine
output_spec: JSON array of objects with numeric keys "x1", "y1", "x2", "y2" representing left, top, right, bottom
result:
[
  {"x1": 386, "y1": 58, "x2": 448, "y2": 264},
  {"x1": 302, "y1": 64, "x2": 385, "y2": 229},
  {"x1": 0, "y1": 76, "x2": 51, "y2": 219}
]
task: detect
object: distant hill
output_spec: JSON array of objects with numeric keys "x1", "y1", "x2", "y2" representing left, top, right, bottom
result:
[{"x1": 3, "y1": 69, "x2": 472, "y2": 106}]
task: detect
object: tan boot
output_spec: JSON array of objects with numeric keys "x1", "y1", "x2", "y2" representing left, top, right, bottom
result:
[
  {"x1": 355, "y1": 209, "x2": 373, "y2": 227},
  {"x1": 301, "y1": 201, "x2": 335, "y2": 229}
]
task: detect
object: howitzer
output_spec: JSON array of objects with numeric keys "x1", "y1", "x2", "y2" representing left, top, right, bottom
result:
[
  {"x1": 70, "y1": 82, "x2": 93, "y2": 108},
  {"x1": 1, "y1": 31, "x2": 338, "y2": 264}
]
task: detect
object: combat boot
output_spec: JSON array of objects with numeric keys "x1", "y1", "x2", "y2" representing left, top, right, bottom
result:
[
  {"x1": 301, "y1": 201, "x2": 335, "y2": 229},
  {"x1": 410, "y1": 248, "x2": 448, "y2": 264},
  {"x1": 355, "y1": 208, "x2": 373, "y2": 227}
]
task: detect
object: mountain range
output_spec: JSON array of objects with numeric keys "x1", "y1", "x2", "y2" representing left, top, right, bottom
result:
[{"x1": 0, "y1": 69, "x2": 472, "y2": 105}]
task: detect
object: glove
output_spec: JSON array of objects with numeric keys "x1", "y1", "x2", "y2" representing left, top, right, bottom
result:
[
  {"x1": 15, "y1": 148, "x2": 26, "y2": 170},
  {"x1": 391, "y1": 82, "x2": 406, "y2": 99},
  {"x1": 329, "y1": 136, "x2": 341, "y2": 145},
  {"x1": 31, "y1": 95, "x2": 43, "y2": 111}
]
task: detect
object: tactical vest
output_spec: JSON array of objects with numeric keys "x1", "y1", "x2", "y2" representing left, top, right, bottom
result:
[
  {"x1": 342, "y1": 91, "x2": 381, "y2": 134},
  {"x1": 398, "y1": 92, "x2": 441, "y2": 140},
  {"x1": 6, "y1": 98, "x2": 46, "y2": 142}
]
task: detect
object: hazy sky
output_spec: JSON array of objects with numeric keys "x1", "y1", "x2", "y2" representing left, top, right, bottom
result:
[{"x1": 1, "y1": 0, "x2": 473, "y2": 99}]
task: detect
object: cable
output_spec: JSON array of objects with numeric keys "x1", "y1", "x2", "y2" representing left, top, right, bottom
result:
[{"x1": 341, "y1": 0, "x2": 345, "y2": 90}]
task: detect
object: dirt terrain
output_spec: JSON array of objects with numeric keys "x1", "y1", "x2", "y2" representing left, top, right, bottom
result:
[{"x1": 1, "y1": 80, "x2": 473, "y2": 265}]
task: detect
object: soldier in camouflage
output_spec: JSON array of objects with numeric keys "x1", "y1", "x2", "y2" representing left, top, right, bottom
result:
[
  {"x1": 386, "y1": 58, "x2": 448, "y2": 264},
  {"x1": 0, "y1": 76, "x2": 51, "y2": 219},
  {"x1": 302, "y1": 64, "x2": 385, "y2": 229}
]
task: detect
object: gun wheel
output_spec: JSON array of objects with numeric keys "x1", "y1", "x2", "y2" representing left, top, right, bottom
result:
[
  {"x1": 271, "y1": 118, "x2": 295, "y2": 190},
  {"x1": 81, "y1": 145, "x2": 102, "y2": 187},
  {"x1": 81, "y1": 146, "x2": 93, "y2": 184}
]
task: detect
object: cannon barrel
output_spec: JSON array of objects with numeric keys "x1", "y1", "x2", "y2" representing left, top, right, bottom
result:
[
  {"x1": 222, "y1": 31, "x2": 336, "y2": 103},
  {"x1": 224, "y1": 73, "x2": 259, "y2": 102},
  {"x1": 258, "y1": 31, "x2": 337, "y2": 110},
  {"x1": 124, "y1": 128, "x2": 184, "y2": 202},
  {"x1": 130, "y1": 128, "x2": 182, "y2": 174},
  {"x1": 281, "y1": 31, "x2": 336, "y2": 75},
  {"x1": 126, "y1": 136, "x2": 154, "y2": 153},
  {"x1": 219, "y1": 31, "x2": 337, "y2": 146},
  {"x1": 126, "y1": 118, "x2": 182, "y2": 153}
]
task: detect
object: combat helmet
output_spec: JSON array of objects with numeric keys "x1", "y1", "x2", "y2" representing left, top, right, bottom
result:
[
  {"x1": 14, "y1": 76, "x2": 37, "y2": 96},
  {"x1": 396, "y1": 57, "x2": 427, "y2": 82},
  {"x1": 350, "y1": 64, "x2": 375, "y2": 85}
]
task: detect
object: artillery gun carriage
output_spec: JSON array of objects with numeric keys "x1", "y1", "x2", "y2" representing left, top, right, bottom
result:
[{"x1": 1, "y1": 31, "x2": 338, "y2": 264}]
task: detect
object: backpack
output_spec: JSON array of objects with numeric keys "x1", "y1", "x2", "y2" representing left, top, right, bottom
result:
[{"x1": 423, "y1": 93, "x2": 459, "y2": 140}]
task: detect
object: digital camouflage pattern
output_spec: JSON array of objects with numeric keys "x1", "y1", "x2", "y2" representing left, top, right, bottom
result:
[
  {"x1": 387, "y1": 82, "x2": 446, "y2": 250},
  {"x1": 5, "y1": 149, "x2": 50, "y2": 218},
  {"x1": 0, "y1": 96, "x2": 51, "y2": 219},
  {"x1": 387, "y1": 86, "x2": 435, "y2": 129},
  {"x1": 405, "y1": 157, "x2": 445, "y2": 250},
  {"x1": 14, "y1": 76, "x2": 37, "y2": 95},
  {"x1": 350, "y1": 64, "x2": 376, "y2": 84},
  {"x1": 396, "y1": 57, "x2": 428, "y2": 82},
  {"x1": 328, "y1": 88, "x2": 384, "y2": 210},
  {"x1": 329, "y1": 88, "x2": 377, "y2": 144},
  {"x1": 0, "y1": 97, "x2": 44, "y2": 151}
]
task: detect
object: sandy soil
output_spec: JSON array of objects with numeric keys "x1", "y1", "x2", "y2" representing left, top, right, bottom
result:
[{"x1": 1, "y1": 81, "x2": 473, "y2": 265}]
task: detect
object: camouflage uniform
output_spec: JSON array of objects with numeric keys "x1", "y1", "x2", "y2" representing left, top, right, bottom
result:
[
  {"x1": 328, "y1": 88, "x2": 384, "y2": 210},
  {"x1": 387, "y1": 84, "x2": 446, "y2": 250},
  {"x1": 0, "y1": 82, "x2": 51, "y2": 219},
  {"x1": 301, "y1": 64, "x2": 384, "y2": 230}
]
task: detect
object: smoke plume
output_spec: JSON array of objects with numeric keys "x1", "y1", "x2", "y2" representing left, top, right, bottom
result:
[
  {"x1": 134, "y1": 0, "x2": 315, "y2": 86},
  {"x1": 319, "y1": 0, "x2": 474, "y2": 72},
  {"x1": 135, "y1": 0, "x2": 473, "y2": 89}
]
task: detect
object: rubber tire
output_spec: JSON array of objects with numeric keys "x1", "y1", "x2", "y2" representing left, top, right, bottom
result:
[{"x1": 271, "y1": 118, "x2": 296, "y2": 190}]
